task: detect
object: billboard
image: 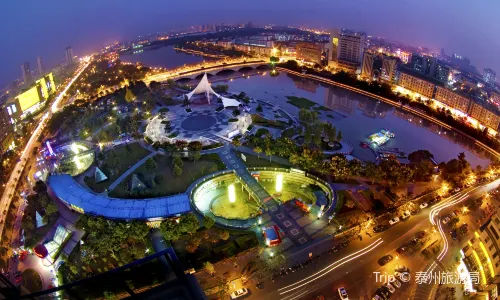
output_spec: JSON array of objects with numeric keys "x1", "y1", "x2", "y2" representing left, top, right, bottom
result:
[{"x1": 16, "y1": 86, "x2": 42, "y2": 112}]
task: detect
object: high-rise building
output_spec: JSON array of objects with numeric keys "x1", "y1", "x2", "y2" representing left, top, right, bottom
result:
[
  {"x1": 409, "y1": 53, "x2": 450, "y2": 83},
  {"x1": 21, "y1": 62, "x2": 33, "y2": 85},
  {"x1": 327, "y1": 28, "x2": 340, "y2": 62},
  {"x1": 336, "y1": 30, "x2": 366, "y2": 72},
  {"x1": 395, "y1": 50, "x2": 411, "y2": 64},
  {"x1": 361, "y1": 52, "x2": 375, "y2": 79},
  {"x1": 65, "y1": 46, "x2": 74, "y2": 65},
  {"x1": 36, "y1": 56, "x2": 43, "y2": 75},
  {"x1": 380, "y1": 56, "x2": 397, "y2": 83},
  {"x1": 484, "y1": 68, "x2": 496, "y2": 85}
]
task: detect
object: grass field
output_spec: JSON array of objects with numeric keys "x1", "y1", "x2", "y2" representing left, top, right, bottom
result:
[
  {"x1": 286, "y1": 96, "x2": 317, "y2": 109},
  {"x1": 110, "y1": 153, "x2": 225, "y2": 198},
  {"x1": 87, "y1": 143, "x2": 151, "y2": 193}
]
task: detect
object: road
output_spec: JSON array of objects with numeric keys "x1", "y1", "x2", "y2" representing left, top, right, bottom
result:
[
  {"x1": 246, "y1": 179, "x2": 500, "y2": 300},
  {"x1": 0, "y1": 58, "x2": 91, "y2": 242}
]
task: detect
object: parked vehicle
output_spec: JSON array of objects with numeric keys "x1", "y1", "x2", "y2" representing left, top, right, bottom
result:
[
  {"x1": 419, "y1": 202, "x2": 428, "y2": 209},
  {"x1": 378, "y1": 255, "x2": 394, "y2": 266},
  {"x1": 389, "y1": 217, "x2": 400, "y2": 225},
  {"x1": 338, "y1": 287, "x2": 348, "y2": 300},
  {"x1": 230, "y1": 288, "x2": 249, "y2": 299}
]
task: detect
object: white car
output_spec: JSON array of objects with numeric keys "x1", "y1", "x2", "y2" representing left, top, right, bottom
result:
[
  {"x1": 230, "y1": 288, "x2": 249, "y2": 299},
  {"x1": 372, "y1": 295, "x2": 383, "y2": 300},
  {"x1": 400, "y1": 211, "x2": 411, "y2": 220},
  {"x1": 391, "y1": 278, "x2": 401, "y2": 288},
  {"x1": 389, "y1": 217, "x2": 400, "y2": 225},
  {"x1": 383, "y1": 282, "x2": 396, "y2": 293},
  {"x1": 419, "y1": 202, "x2": 428, "y2": 209},
  {"x1": 338, "y1": 287, "x2": 348, "y2": 299},
  {"x1": 442, "y1": 217, "x2": 451, "y2": 224}
]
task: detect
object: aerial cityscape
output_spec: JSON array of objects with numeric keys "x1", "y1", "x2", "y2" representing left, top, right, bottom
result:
[{"x1": 2, "y1": 1, "x2": 500, "y2": 299}]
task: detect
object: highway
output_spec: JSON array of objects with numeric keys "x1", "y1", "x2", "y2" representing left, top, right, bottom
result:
[
  {"x1": 0, "y1": 58, "x2": 91, "y2": 242},
  {"x1": 247, "y1": 179, "x2": 500, "y2": 300}
]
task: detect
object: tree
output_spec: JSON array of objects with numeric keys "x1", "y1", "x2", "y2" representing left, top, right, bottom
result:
[
  {"x1": 145, "y1": 157, "x2": 157, "y2": 171},
  {"x1": 253, "y1": 146, "x2": 262, "y2": 159},
  {"x1": 330, "y1": 155, "x2": 351, "y2": 181},
  {"x1": 336, "y1": 131, "x2": 343, "y2": 142},
  {"x1": 191, "y1": 151, "x2": 201, "y2": 162},
  {"x1": 185, "y1": 236, "x2": 201, "y2": 253},
  {"x1": 256, "y1": 104, "x2": 263, "y2": 112},
  {"x1": 270, "y1": 56, "x2": 279, "y2": 64},
  {"x1": 45, "y1": 202, "x2": 58, "y2": 216},
  {"x1": 232, "y1": 137, "x2": 241, "y2": 148},
  {"x1": 125, "y1": 88, "x2": 135, "y2": 103},
  {"x1": 178, "y1": 213, "x2": 200, "y2": 235},
  {"x1": 173, "y1": 164, "x2": 183, "y2": 176},
  {"x1": 218, "y1": 229, "x2": 230, "y2": 241},
  {"x1": 204, "y1": 261, "x2": 215, "y2": 276},
  {"x1": 265, "y1": 148, "x2": 273, "y2": 162},
  {"x1": 203, "y1": 215, "x2": 215, "y2": 229},
  {"x1": 215, "y1": 277, "x2": 230, "y2": 299}
]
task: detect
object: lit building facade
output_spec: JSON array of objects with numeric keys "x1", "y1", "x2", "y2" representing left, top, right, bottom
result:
[
  {"x1": 380, "y1": 56, "x2": 397, "y2": 83},
  {"x1": 361, "y1": 52, "x2": 375, "y2": 79},
  {"x1": 462, "y1": 214, "x2": 500, "y2": 298},
  {"x1": 468, "y1": 102, "x2": 500, "y2": 131},
  {"x1": 398, "y1": 72, "x2": 435, "y2": 98},
  {"x1": 434, "y1": 86, "x2": 471, "y2": 113},
  {"x1": 337, "y1": 30, "x2": 366, "y2": 72},
  {"x1": 396, "y1": 50, "x2": 411, "y2": 64},
  {"x1": 296, "y1": 42, "x2": 323, "y2": 65},
  {"x1": 5, "y1": 73, "x2": 56, "y2": 122}
]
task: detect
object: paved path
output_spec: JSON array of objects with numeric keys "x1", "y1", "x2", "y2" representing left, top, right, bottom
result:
[{"x1": 107, "y1": 151, "x2": 156, "y2": 192}]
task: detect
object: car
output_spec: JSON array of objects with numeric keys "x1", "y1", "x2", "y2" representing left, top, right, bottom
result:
[
  {"x1": 453, "y1": 187, "x2": 461, "y2": 193},
  {"x1": 395, "y1": 266, "x2": 410, "y2": 273},
  {"x1": 373, "y1": 225, "x2": 388, "y2": 233},
  {"x1": 442, "y1": 217, "x2": 451, "y2": 224},
  {"x1": 407, "y1": 238, "x2": 419, "y2": 247},
  {"x1": 389, "y1": 217, "x2": 400, "y2": 225},
  {"x1": 378, "y1": 255, "x2": 394, "y2": 266},
  {"x1": 372, "y1": 295, "x2": 383, "y2": 300},
  {"x1": 396, "y1": 245, "x2": 408, "y2": 254},
  {"x1": 376, "y1": 288, "x2": 390, "y2": 299},
  {"x1": 338, "y1": 287, "x2": 348, "y2": 300},
  {"x1": 391, "y1": 278, "x2": 402, "y2": 288},
  {"x1": 382, "y1": 283, "x2": 396, "y2": 293},
  {"x1": 419, "y1": 202, "x2": 428, "y2": 209},
  {"x1": 230, "y1": 288, "x2": 249, "y2": 299},
  {"x1": 449, "y1": 230, "x2": 458, "y2": 240},
  {"x1": 400, "y1": 211, "x2": 411, "y2": 220},
  {"x1": 416, "y1": 231, "x2": 426, "y2": 239}
]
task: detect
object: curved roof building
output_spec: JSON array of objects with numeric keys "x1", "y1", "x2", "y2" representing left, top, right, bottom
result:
[{"x1": 47, "y1": 174, "x2": 191, "y2": 220}]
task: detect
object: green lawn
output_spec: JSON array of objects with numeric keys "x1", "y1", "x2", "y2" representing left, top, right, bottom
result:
[
  {"x1": 313, "y1": 105, "x2": 331, "y2": 111},
  {"x1": 286, "y1": 96, "x2": 317, "y2": 109},
  {"x1": 242, "y1": 153, "x2": 290, "y2": 168},
  {"x1": 87, "y1": 143, "x2": 151, "y2": 193},
  {"x1": 109, "y1": 154, "x2": 225, "y2": 198}
]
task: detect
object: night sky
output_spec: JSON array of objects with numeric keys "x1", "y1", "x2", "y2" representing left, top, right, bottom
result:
[{"x1": 2, "y1": 0, "x2": 499, "y2": 87}]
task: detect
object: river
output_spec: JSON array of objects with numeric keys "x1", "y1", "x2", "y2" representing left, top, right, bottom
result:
[{"x1": 122, "y1": 46, "x2": 491, "y2": 167}]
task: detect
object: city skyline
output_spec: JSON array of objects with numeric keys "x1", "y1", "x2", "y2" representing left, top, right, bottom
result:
[{"x1": 2, "y1": 0, "x2": 500, "y2": 88}]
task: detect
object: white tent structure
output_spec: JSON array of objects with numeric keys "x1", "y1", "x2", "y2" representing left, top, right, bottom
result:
[{"x1": 185, "y1": 73, "x2": 240, "y2": 107}]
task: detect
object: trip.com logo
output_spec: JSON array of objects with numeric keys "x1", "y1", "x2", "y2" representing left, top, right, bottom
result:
[{"x1": 373, "y1": 271, "x2": 411, "y2": 283}]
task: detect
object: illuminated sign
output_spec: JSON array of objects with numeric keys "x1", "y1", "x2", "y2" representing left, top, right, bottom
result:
[{"x1": 16, "y1": 86, "x2": 41, "y2": 112}]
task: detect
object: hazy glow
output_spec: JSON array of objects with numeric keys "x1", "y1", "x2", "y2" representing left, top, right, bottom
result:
[
  {"x1": 276, "y1": 174, "x2": 283, "y2": 192},
  {"x1": 228, "y1": 184, "x2": 236, "y2": 203}
]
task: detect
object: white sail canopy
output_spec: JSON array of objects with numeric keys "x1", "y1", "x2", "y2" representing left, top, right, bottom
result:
[{"x1": 185, "y1": 73, "x2": 240, "y2": 107}]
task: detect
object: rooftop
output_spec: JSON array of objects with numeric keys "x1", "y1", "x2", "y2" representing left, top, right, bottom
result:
[{"x1": 48, "y1": 174, "x2": 191, "y2": 220}]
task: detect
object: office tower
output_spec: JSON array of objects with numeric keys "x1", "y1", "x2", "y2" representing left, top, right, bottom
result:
[
  {"x1": 409, "y1": 53, "x2": 450, "y2": 83},
  {"x1": 483, "y1": 68, "x2": 496, "y2": 85},
  {"x1": 337, "y1": 30, "x2": 366, "y2": 64},
  {"x1": 20, "y1": 62, "x2": 33, "y2": 85},
  {"x1": 36, "y1": 56, "x2": 43, "y2": 75},
  {"x1": 327, "y1": 28, "x2": 340, "y2": 62},
  {"x1": 410, "y1": 54, "x2": 425, "y2": 73},
  {"x1": 361, "y1": 52, "x2": 375, "y2": 78},
  {"x1": 65, "y1": 46, "x2": 74, "y2": 65},
  {"x1": 0, "y1": 105, "x2": 14, "y2": 154},
  {"x1": 440, "y1": 48, "x2": 446, "y2": 58},
  {"x1": 380, "y1": 56, "x2": 397, "y2": 83}
]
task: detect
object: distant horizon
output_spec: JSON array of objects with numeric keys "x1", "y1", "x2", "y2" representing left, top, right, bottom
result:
[{"x1": 2, "y1": 0, "x2": 499, "y2": 88}]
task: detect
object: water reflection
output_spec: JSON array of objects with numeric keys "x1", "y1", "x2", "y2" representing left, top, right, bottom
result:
[{"x1": 130, "y1": 44, "x2": 491, "y2": 167}]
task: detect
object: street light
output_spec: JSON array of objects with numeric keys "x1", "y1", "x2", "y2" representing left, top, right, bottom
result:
[
  {"x1": 276, "y1": 174, "x2": 283, "y2": 192},
  {"x1": 228, "y1": 184, "x2": 236, "y2": 203}
]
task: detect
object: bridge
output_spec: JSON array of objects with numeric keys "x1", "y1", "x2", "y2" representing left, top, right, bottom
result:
[{"x1": 144, "y1": 58, "x2": 269, "y2": 84}]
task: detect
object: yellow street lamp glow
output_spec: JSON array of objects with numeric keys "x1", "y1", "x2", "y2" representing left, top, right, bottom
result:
[
  {"x1": 228, "y1": 184, "x2": 236, "y2": 203},
  {"x1": 276, "y1": 174, "x2": 283, "y2": 192}
]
